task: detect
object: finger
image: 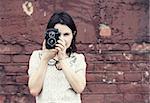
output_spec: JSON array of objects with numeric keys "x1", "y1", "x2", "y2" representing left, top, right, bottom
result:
[
  {"x1": 55, "y1": 44, "x2": 64, "y2": 51},
  {"x1": 42, "y1": 40, "x2": 46, "y2": 50},
  {"x1": 57, "y1": 40, "x2": 65, "y2": 47},
  {"x1": 43, "y1": 49, "x2": 58, "y2": 55},
  {"x1": 55, "y1": 46, "x2": 61, "y2": 52},
  {"x1": 48, "y1": 48, "x2": 55, "y2": 52}
]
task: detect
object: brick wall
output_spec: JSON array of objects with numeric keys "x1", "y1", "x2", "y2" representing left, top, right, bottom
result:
[{"x1": 0, "y1": 0, "x2": 149, "y2": 103}]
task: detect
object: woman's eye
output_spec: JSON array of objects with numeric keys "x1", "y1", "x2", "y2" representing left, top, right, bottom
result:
[{"x1": 64, "y1": 33, "x2": 69, "y2": 36}]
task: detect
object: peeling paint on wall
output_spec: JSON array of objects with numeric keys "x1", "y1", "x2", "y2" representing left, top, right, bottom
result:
[
  {"x1": 99, "y1": 24, "x2": 112, "y2": 37},
  {"x1": 22, "y1": 1, "x2": 33, "y2": 16}
]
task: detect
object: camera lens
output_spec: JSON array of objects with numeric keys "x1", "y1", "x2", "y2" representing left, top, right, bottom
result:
[
  {"x1": 47, "y1": 38, "x2": 56, "y2": 47},
  {"x1": 49, "y1": 31, "x2": 55, "y2": 37}
]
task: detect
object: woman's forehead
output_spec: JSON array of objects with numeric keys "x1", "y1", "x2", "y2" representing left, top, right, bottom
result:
[{"x1": 54, "y1": 24, "x2": 72, "y2": 34}]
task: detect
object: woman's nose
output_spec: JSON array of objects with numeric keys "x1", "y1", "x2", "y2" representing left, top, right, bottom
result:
[{"x1": 59, "y1": 34, "x2": 64, "y2": 39}]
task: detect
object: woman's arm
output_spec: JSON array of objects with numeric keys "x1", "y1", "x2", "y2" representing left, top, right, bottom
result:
[
  {"x1": 55, "y1": 38, "x2": 86, "y2": 93},
  {"x1": 28, "y1": 42, "x2": 58, "y2": 96},
  {"x1": 59, "y1": 59, "x2": 86, "y2": 94},
  {"x1": 28, "y1": 60, "x2": 48, "y2": 96}
]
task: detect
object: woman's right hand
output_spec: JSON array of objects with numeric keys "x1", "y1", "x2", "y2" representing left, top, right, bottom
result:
[{"x1": 41, "y1": 40, "x2": 58, "y2": 62}]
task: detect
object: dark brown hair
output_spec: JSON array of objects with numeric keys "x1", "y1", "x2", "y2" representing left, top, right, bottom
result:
[{"x1": 46, "y1": 11, "x2": 77, "y2": 56}]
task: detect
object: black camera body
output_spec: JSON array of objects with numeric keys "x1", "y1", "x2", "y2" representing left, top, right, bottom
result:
[{"x1": 45, "y1": 28, "x2": 60, "y2": 49}]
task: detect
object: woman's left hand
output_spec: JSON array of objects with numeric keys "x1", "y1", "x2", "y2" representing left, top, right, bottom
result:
[{"x1": 55, "y1": 38, "x2": 68, "y2": 60}]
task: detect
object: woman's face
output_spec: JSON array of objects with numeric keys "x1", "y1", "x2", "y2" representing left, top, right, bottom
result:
[{"x1": 54, "y1": 23, "x2": 73, "y2": 49}]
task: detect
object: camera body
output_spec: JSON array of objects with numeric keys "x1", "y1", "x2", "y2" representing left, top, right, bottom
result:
[{"x1": 45, "y1": 28, "x2": 60, "y2": 49}]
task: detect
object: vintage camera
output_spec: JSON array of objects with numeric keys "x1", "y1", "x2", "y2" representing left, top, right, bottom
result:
[{"x1": 45, "y1": 28, "x2": 60, "y2": 49}]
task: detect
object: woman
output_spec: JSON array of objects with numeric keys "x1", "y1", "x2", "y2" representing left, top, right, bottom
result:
[{"x1": 28, "y1": 11, "x2": 87, "y2": 103}]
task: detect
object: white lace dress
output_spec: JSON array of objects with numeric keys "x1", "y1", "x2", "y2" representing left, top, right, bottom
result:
[{"x1": 28, "y1": 50, "x2": 86, "y2": 103}]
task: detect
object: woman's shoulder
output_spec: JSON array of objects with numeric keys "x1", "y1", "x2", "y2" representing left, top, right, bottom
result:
[
  {"x1": 70, "y1": 53, "x2": 86, "y2": 70},
  {"x1": 71, "y1": 52, "x2": 85, "y2": 57},
  {"x1": 31, "y1": 50, "x2": 42, "y2": 55},
  {"x1": 70, "y1": 52, "x2": 86, "y2": 61},
  {"x1": 30, "y1": 50, "x2": 42, "y2": 59}
]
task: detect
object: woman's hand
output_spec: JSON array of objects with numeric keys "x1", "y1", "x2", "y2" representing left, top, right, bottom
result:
[
  {"x1": 55, "y1": 38, "x2": 68, "y2": 60},
  {"x1": 41, "y1": 40, "x2": 58, "y2": 62}
]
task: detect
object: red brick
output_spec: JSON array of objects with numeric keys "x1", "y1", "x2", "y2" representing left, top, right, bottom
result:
[
  {"x1": 94, "y1": 62, "x2": 131, "y2": 71},
  {"x1": 0, "y1": 65, "x2": 4, "y2": 71},
  {"x1": 76, "y1": 44, "x2": 96, "y2": 53},
  {"x1": 1, "y1": 15, "x2": 26, "y2": 26},
  {"x1": 86, "y1": 72, "x2": 105, "y2": 82},
  {"x1": 12, "y1": 55, "x2": 30, "y2": 63},
  {"x1": 106, "y1": 71, "x2": 124, "y2": 83},
  {"x1": 84, "y1": 54, "x2": 100, "y2": 62},
  {"x1": 93, "y1": 63, "x2": 106, "y2": 71},
  {"x1": 0, "y1": 0, "x2": 24, "y2": 16},
  {"x1": 76, "y1": 21, "x2": 96, "y2": 43},
  {"x1": 131, "y1": 43, "x2": 150, "y2": 54},
  {"x1": 16, "y1": 75, "x2": 28, "y2": 84},
  {"x1": 130, "y1": 62, "x2": 150, "y2": 71},
  {"x1": 105, "y1": 94, "x2": 123, "y2": 103},
  {"x1": 124, "y1": 94, "x2": 146, "y2": 103},
  {"x1": 4, "y1": 73, "x2": 17, "y2": 76},
  {"x1": 86, "y1": 71, "x2": 124, "y2": 83},
  {"x1": 5, "y1": 65, "x2": 28, "y2": 73},
  {"x1": 101, "y1": 52, "x2": 149, "y2": 62},
  {"x1": 24, "y1": 43, "x2": 41, "y2": 54},
  {"x1": 1, "y1": 27, "x2": 42, "y2": 46},
  {"x1": 0, "y1": 95, "x2": 6, "y2": 103},
  {"x1": 66, "y1": 1, "x2": 95, "y2": 22},
  {"x1": 0, "y1": 33, "x2": 30, "y2": 45},
  {"x1": 25, "y1": 32, "x2": 43, "y2": 45},
  {"x1": 82, "y1": 94, "x2": 104, "y2": 103},
  {"x1": 142, "y1": 71, "x2": 150, "y2": 83},
  {"x1": 102, "y1": 53, "x2": 129, "y2": 62},
  {"x1": 96, "y1": 43, "x2": 130, "y2": 51},
  {"x1": 108, "y1": 2, "x2": 148, "y2": 43},
  {"x1": 0, "y1": 85, "x2": 18, "y2": 94},
  {"x1": 124, "y1": 72, "x2": 142, "y2": 82},
  {"x1": 0, "y1": 44, "x2": 22, "y2": 54},
  {"x1": 85, "y1": 83, "x2": 118, "y2": 93},
  {"x1": 0, "y1": 55, "x2": 11, "y2": 63},
  {"x1": 0, "y1": 76, "x2": 16, "y2": 85},
  {"x1": 86, "y1": 63, "x2": 94, "y2": 71},
  {"x1": 133, "y1": 54, "x2": 150, "y2": 61},
  {"x1": 18, "y1": 85, "x2": 30, "y2": 95},
  {"x1": 10, "y1": 95, "x2": 35, "y2": 103},
  {"x1": 119, "y1": 84, "x2": 149, "y2": 93},
  {"x1": 1, "y1": 25, "x2": 27, "y2": 41},
  {"x1": 143, "y1": 94, "x2": 149, "y2": 103}
]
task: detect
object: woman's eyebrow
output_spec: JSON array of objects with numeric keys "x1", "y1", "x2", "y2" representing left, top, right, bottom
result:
[{"x1": 62, "y1": 32, "x2": 71, "y2": 34}]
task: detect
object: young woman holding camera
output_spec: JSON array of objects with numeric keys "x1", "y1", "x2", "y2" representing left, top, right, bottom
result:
[{"x1": 28, "y1": 11, "x2": 87, "y2": 103}]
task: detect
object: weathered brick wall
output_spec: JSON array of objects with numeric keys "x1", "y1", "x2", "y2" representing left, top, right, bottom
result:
[{"x1": 0, "y1": 0, "x2": 149, "y2": 103}]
